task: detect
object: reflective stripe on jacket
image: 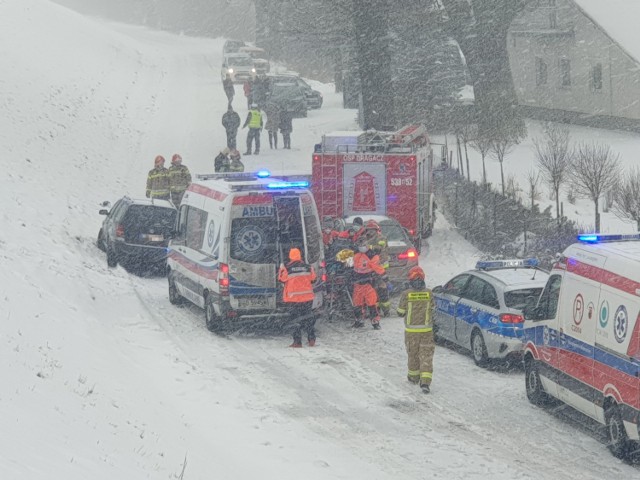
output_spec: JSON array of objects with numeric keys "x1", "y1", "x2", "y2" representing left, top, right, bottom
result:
[
  {"x1": 397, "y1": 290, "x2": 434, "y2": 333},
  {"x1": 168, "y1": 164, "x2": 192, "y2": 193},
  {"x1": 146, "y1": 167, "x2": 170, "y2": 198},
  {"x1": 278, "y1": 261, "x2": 316, "y2": 303}
]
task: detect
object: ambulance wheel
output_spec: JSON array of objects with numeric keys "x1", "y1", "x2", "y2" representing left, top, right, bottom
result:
[
  {"x1": 205, "y1": 295, "x2": 224, "y2": 333},
  {"x1": 168, "y1": 271, "x2": 183, "y2": 305},
  {"x1": 605, "y1": 402, "x2": 632, "y2": 460},
  {"x1": 525, "y1": 357, "x2": 550, "y2": 406},
  {"x1": 471, "y1": 329, "x2": 488, "y2": 367}
]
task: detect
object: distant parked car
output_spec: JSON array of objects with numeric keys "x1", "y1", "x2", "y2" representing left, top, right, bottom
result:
[
  {"x1": 221, "y1": 53, "x2": 255, "y2": 84},
  {"x1": 432, "y1": 258, "x2": 549, "y2": 367},
  {"x1": 222, "y1": 39, "x2": 246, "y2": 56},
  {"x1": 268, "y1": 72, "x2": 322, "y2": 109},
  {"x1": 343, "y1": 214, "x2": 419, "y2": 292},
  {"x1": 266, "y1": 80, "x2": 308, "y2": 118},
  {"x1": 97, "y1": 196, "x2": 176, "y2": 274}
]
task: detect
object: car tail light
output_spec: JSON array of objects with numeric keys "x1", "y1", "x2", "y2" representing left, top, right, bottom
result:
[
  {"x1": 115, "y1": 224, "x2": 125, "y2": 239},
  {"x1": 398, "y1": 248, "x2": 418, "y2": 260},
  {"x1": 500, "y1": 313, "x2": 523, "y2": 324},
  {"x1": 408, "y1": 229, "x2": 415, "y2": 236},
  {"x1": 219, "y1": 263, "x2": 230, "y2": 296},
  {"x1": 313, "y1": 154, "x2": 320, "y2": 161}
]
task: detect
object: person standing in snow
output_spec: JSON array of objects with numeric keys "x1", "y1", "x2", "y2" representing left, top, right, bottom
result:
[
  {"x1": 351, "y1": 237, "x2": 385, "y2": 329},
  {"x1": 243, "y1": 77, "x2": 253, "y2": 110},
  {"x1": 264, "y1": 101, "x2": 280, "y2": 149},
  {"x1": 278, "y1": 247, "x2": 317, "y2": 348},
  {"x1": 397, "y1": 266, "x2": 435, "y2": 394},
  {"x1": 243, "y1": 103, "x2": 263, "y2": 155},
  {"x1": 168, "y1": 153, "x2": 191, "y2": 206},
  {"x1": 146, "y1": 155, "x2": 170, "y2": 200},
  {"x1": 223, "y1": 73, "x2": 235, "y2": 106},
  {"x1": 279, "y1": 109, "x2": 293, "y2": 149},
  {"x1": 222, "y1": 105, "x2": 241, "y2": 150}
]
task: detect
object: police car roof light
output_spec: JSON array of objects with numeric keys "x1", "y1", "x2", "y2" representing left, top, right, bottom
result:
[
  {"x1": 267, "y1": 180, "x2": 309, "y2": 189},
  {"x1": 577, "y1": 233, "x2": 640, "y2": 243},
  {"x1": 256, "y1": 169, "x2": 270, "y2": 178},
  {"x1": 475, "y1": 258, "x2": 539, "y2": 270}
]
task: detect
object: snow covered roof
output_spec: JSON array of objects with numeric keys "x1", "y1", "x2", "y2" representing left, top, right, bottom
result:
[{"x1": 573, "y1": 0, "x2": 640, "y2": 64}]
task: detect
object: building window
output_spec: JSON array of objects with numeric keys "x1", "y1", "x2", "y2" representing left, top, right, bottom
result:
[
  {"x1": 559, "y1": 58, "x2": 571, "y2": 86},
  {"x1": 591, "y1": 63, "x2": 603, "y2": 91},
  {"x1": 536, "y1": 57, "x2": 548, "y2": 86}
]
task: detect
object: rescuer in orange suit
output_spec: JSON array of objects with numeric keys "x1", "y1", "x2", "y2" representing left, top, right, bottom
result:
[
  {"x1": 278, "y1": 247, "x2": 317, "y2": 347},
  {"x1": 352, "y1": 237, "x2": 385, "y2": 329}
]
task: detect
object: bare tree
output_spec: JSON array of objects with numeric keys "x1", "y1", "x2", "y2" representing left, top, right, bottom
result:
[
  {"x1": 570, "y1": 143, "x2": 621, "y2": 232},
  {"x1": 469, "y1": 128, "x2": 491, "y2": 187},
  {"x1": 490, "y1": 136, "x2": 517, "y2": 196},
  {"x1": 533, "y1": 123, "x2": 572, "y2": 226},
  {"x1": 612, "y1": 166, "x2": 640, "y2": 231},
  {"x1": 524, "y1": 168, "x2": 541, "y2": 210}
]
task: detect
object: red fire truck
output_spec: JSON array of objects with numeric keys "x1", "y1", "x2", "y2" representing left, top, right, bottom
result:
[{"x1": 311, "y1": 124, "x2": 435, "y2": 240}]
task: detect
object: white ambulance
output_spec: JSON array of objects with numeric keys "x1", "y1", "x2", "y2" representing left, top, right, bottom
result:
[
  {"x1": 522, "y1": 234, "x2": 640, "y2": 459},
  {"x1": 167, "y1": 171, "x2": 325, "y2": 332}
]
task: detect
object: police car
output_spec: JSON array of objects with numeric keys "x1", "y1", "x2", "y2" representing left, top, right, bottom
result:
[{"x1": 432, "y1": 259, "x2": 549, "y2": 367}]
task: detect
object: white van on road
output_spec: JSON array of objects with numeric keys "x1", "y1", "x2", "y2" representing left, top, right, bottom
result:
[
  {"x1": 167, "y1": 171, "x2": 325, "y2": 332},
  {"x1": 523, "y1": 234, "x2": 640, "y2": 460}
]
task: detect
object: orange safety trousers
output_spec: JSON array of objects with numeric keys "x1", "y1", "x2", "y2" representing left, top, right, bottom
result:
[{"x1": 353, "y1": 283, "x2": 378, "y2": 307}]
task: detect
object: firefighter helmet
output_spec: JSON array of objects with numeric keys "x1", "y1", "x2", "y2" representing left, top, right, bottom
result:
[
  {"x1": 408, "y1": 266, "x2": 425, "y2": 281},
  {"x1": 365, "y1": 219, "x2": 380, "y2": 231}
]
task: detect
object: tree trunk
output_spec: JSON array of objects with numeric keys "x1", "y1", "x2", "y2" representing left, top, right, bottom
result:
[
  {"x1": 464, "y1": 140, "x2": 470, "y2": 181},
  {"x1": 595, "y1": 199, "x2": 600, "y2": 232},
  {"x1": 500, "y1": 161, "x2": 505, "y2": 196},
  {"x1": 555, "y1": 187, "x2": 561, "y2": 226},
  {"x1": 481, "y1": 153, "x2": 487, "y2": 188}
]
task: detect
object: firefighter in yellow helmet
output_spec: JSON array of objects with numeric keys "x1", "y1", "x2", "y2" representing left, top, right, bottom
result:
[{"x1": 397, "y1": 266, "x2": 435, "y2": 393}]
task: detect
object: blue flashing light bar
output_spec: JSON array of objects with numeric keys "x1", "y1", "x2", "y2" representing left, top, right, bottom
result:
[
  {"x1": 256, "y1": 169, "x2": 270, "y2": 178},
  {"x1": 475, "y1": 258, "x2": 539, "y2": 270},
  {"x1": 267, "y1": 180, "x2": 309, "y2": 189},
  {"x1": 577, "y1": 233, "x2": 640, "y2": 243}
]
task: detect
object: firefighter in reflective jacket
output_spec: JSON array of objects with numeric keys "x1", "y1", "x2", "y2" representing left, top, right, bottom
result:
[
  {"x1": 278, "y1": 248, "x2": 317, "y2": 348},
  {"x1": 146, "y1": 155, "x2": 170, "y2": 200},
  {"x1": 352, "y1": 238, "x2": 385, "y2": 329},
  {"x1": 397, "y1": 266, "x2": 435, "y2": 393},
  {"x1": 360, "y1": 220, "x2": 391, "y2": 316}
]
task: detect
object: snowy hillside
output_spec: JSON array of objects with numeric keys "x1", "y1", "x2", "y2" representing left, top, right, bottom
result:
[{"x1": 1, "y1": 1, "x2": 638, "y2": 479}]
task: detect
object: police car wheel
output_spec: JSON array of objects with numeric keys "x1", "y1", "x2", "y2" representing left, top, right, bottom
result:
[
  {"x1": 525, "y1": 358, "x2": 549, "y2": 406},
  {"x1": 168, "y1": 271, "x2": 183, "y2": 306},
  {"x1": 471, "y1": 330, "x2": 488, "y2": 367},
  {"x1": 605, "y1": 403, "x2": 632, "y2": 460}
]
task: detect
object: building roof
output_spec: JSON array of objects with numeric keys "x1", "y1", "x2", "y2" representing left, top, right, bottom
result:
[{"x1": 573, "y1": 0, "x2": 640, "y2": 64}]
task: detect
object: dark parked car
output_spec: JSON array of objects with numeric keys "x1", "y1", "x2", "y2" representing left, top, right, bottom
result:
[
  {"x1": 97, "y1": 196, "x2": 177, "y2": 274},
  {"x1": 266, "y1": 80, "x2": 308, "y2": 118},
  {"x1": 268, "y1": 73, "x2": 322, "y2": 109}
]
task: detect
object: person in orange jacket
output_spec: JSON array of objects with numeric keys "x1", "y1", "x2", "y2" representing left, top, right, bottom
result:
[
  {"x1": 278, "y1": 247, "x2": 317, "y2": 347},
  {"x1": 352, "y1": 237, "x2": 385, "y2": 329}
]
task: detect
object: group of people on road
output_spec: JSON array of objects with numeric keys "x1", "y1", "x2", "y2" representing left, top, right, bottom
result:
[
  {"x1": 221, "y1": 74, "x2": 294, "y2": 157},
  {"x1": 145, "y1": 154, "x2": 192, "y2": 206},
  {"x1": 321, "y1": 216, "x2": 435, "y2": 393}
]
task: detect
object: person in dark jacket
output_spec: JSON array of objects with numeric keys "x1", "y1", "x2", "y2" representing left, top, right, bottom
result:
[
  {"x1": 278, "y1": 247, "x2": 317, "y2": 347},
  {"x1": 223, "y1": 73, "x2": 235, "y2": 106},
  {"x1": 242, "y1": 104, "x2": 263, "y2": 155},
  {"x1": 214, "y1": 148, "x2": 230, "y2": 172},
  {"x1": 264, "y1": 101, "x2": 281, "y2": 149},
  {"x1": 222, "y1": 105, "x2": 241, "y2": 150},
  {"x1": 168, "y1": 153, "x2": 192, "y2": 206},
  {"x1": 243, "y1": 77, "x2": 253, "y2": 109},
  {"x1": 146, "y1": 155, "x2": 170, "y2": 200},
  {"x1": 279, "y1": 109, "x2": 293, "y2": 149}
]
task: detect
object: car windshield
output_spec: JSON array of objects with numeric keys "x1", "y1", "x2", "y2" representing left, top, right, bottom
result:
[
  {"x1": 122, "y1": 205, "x2": 176, "y2": 239},
  {"x1": 504, "y1": 288, "x2": 544, "y2": 310},
  {"x1": 380, "y1": 223, "x2": 407, "y2": 242},
  {"x1": 227, "y1": 56, "x2": 252, "y2": 67}
]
